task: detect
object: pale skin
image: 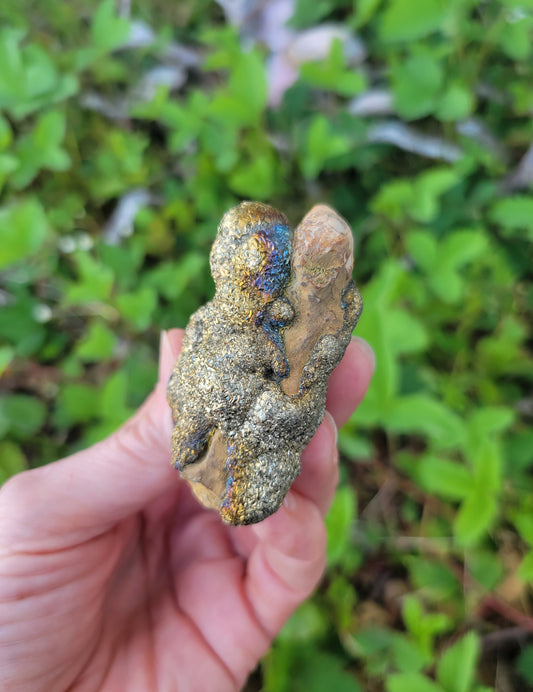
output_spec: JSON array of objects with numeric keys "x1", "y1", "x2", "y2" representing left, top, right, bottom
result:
[{"x1": 0, "y1": 329, "x2": 374, "y2": 692}]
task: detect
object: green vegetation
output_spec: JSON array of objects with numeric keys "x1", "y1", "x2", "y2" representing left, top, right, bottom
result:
[{"x1": 1, "y1": 0, "x2": 532, "y2": 689}]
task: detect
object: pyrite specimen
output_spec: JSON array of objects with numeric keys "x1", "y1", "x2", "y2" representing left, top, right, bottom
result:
[{"x1": 167, "y1": 202, "x2": 362, "y2": 525}]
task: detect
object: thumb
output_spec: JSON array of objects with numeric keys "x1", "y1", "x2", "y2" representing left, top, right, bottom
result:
[{"x1": 0, "y1": 330, "x2": 184, "y2": 547}]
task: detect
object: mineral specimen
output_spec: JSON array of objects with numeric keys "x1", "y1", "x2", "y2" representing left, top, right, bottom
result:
[{"x1": 167, "y1": 202, "x2": 362, "y2": 525}]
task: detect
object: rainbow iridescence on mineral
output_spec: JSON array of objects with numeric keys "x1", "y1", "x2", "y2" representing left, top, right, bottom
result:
[{"x1": 167, "y1": 201, "x2": 362, "y2": 525}]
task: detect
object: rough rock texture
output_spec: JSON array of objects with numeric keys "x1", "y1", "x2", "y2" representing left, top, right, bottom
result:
[{"x1": 167, "y1": 201, "x2": 362, "y2": 525}]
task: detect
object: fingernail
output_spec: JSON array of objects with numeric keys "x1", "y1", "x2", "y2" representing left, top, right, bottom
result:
[
  {"x1": 352, "y1": 336, "x2": 376, "y2": 373},
  {"x1": 283, "y1": 491, "x2": 296, "y2": 512},
  {"x1": 324, "y1": 411, "x2": 338, "y2": 445},
  {"x1": 158, "y1": 330, "x2": 173, "y2": 381}
]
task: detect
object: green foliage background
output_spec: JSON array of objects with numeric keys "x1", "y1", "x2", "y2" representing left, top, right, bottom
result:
[{"x1": 1, "y1": 0, "x2": 532, "y2": 689}]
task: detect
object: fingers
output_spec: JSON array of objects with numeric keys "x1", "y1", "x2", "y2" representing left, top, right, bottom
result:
[
  {"x1": 326, "y1": 336, "x2": 375, "y2": 428},
  {"x1": 291, "y1": 412, "x2": 338, "y2": 517},
  {"x1": 174, "y1": 554, "x2": 270, "y2": 690},
  {"x1": 159, "y1": 329, "x2": 184, "y2": 382},
  {"x1": 291, "y1": 336, "x2": 374, "y2": 518},
  {"x1": 243, "y1": 492, "x2": 327, "y2": 637},
  {"x1": 240, "y1": 337, "x2": 374, "y2": 638},
  {"x1": 230, "y1": 415, "x2": 338, "y2": 560},
  {"x1": 0, "y1": 330, "x2": 184, "y2": 547}
]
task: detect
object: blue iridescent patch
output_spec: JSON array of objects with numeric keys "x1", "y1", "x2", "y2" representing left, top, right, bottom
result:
[{"x1": 252, "y1": 224, "x2": 292, "y2": 299}]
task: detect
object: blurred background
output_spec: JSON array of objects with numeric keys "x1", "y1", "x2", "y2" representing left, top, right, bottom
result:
[{"x1": 0, "y1": 0, "x2": 532, "y2": 689}]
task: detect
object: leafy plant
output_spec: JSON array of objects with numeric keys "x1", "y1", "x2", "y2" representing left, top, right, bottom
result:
[{"x1": 1, "y1": 0, "x2": 532, "y2": 689}]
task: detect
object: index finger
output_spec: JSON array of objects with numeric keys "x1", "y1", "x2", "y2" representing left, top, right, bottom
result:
[{"x1": 326, "y1": 336, "x2": 375, "y2": 428}]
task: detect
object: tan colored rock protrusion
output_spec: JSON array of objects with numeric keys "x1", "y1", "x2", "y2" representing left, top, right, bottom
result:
[{"x1": 282, "y1": 205, "x2": 355, "y2": 397}]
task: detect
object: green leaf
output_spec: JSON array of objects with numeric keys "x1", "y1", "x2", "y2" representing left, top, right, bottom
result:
[
  {"x1": 517, "y1": 550, "x2": 533, "y2": 581},
  {"x1": 231, "y1": 48, "x2": 267, "y2": 121},
  {"x1": 402, "y1": 595, "x2": 424, "y2": 635},
  {"x1": 392, "y1": 636, "x2": 429, "y2": 674},
  {"x1": 352, "y1": 0, "x2": 382, "y2": 28},
  {"x1": 229, "y1": 150, "x2": 276, "y2": 199},
  {"x1": 116, "y1": 286, "x2": 157, "y2": 331},
  {"x1": 288, "y1": 0, "x2": 338, "y2": 28},
  {"x1": 417, "y1": 455, "x2": 474, "y2": 501},
  {"x1": 466, "y1": 550, "x2": 503, "y2": 591},
  {"x1": 91, "y1": 0, "x2": 131, "y2": 52},
  {"x1": 300, "y1": 114, "x2": 349, "y2": 179},
  {"x1": 0, "y1": 28, "x2": 25, "y2": 106},
  {"x1": 428, "y1": 269, "x2": 462, "y2": 304},
  {"x1": 489, "y1": 196, "x2": 533, "y2": 240},
  {"x1": 436, "y1": 82, "x2": 475, "y2": 121},
  {"x1": 76, "y1": 321, "x2": 116, "y2": 361},
  {"x1": 476, "y1": 316, "x2": 527, "y2": 376},
  {"x1": 436, "y1": 631, "x2": 480, "y2": 692},
  {"x1": 386, "y1": 310, "x2": 428, "y2": 354},
  {"x1": 300, "y1": 39, "x2": 366, "y2": 96},
  {"x1": 277, "y1": 602, "x2": 328, "y2": 644},
  {"x1": 516, "y1": 644, "x2": 533, "y2": 685},
  {"x1": 351, "y1": 626, "x2": 393, "y2": 658},
  {"x1": 386, "y1": 395, "x2": 465, "y2": 449},
  {"x1": 353, "y1": 261, "x2": 404, "y2": 422},
  {"x1": 411, "y1": 169, "x2": 460, "y2": 223},
  {"x1": 146, "y1": 254, "x2": 207, "y2": 301},
  {"x1": 498, "y1": 16, "x2": 533, "y2": 61},
  {"x1": 54, "y1": 383, "x2": 100, "y2": 427},
  {"x1": 209, "y1": 49, "x2": 267, "y2": 128},
  {"x1": 402, "y1": 595, "x2": 423, "y2": 635},
  {"x1": 381, "y1": 0, "x2": 451, "y2": 42},
  {"x1": 0, "y1": 153, "x2": 19, "y2": 191},
  {"x1": 64, "y1": 252, "x2": 114, "y2": 305},
  {"x1": 352, "y1": 310, "x2": 397, "y2": 423},
  {"x1": 325, "y1": 485, "x2": 357, "y2": 566},
  {"x1": 371, "y1": 179, "x2": 413, "y2": 222},
  {"x1": 0, "y1": 346, "x2": 14, "y2": 377},
  {"x1": 470, "y1": 439, "x2": 502, "y2": 493},
  {"x1": 298, "y1": 651, "x2": 363, "y2": 692},
  {"x1": 440, "y1": 230, "x2": 487, "y2": 269},
  {"x1": 0, "y1": 29, "x2": 77, "y2": 118},
  {"x1": 338, "y1": 429, "x2": 373, "y2": 459},
  {"x1": 372, "y1": 169, "x2": 458, "y2": 223},
  {"x1": 407, "y1": 231, "x2": 438, "y2": 271},
  {"x1": 454, "y1": 488, "x2": 497, "y2": 546},
  {"x1": 514, "y1": 512, "x2": 533, "y2": 545},
  {"x1": 405, "y1": 556, "x2": 458, "y2": 601},
  {"x1": 0, "y1": 114, "x2": 13, "y2": 149},
  {"x1": 99, "y1": 241, "x2": 145, "y2": 289},
  {"x1": 401, "y1": 598, "x2": 452, "y2": 676},
  {"x1": 0, "y1": 293, "x2": 46, "y2": 357},
  {"x1": 468, "y1": 407, "x2": 515, "y2": 439},
  {"x1": 505, "y1": 431, "x2": 533, "y2": 475},
  {"x1": 100, "y1": 371, "x2": 131, "y2": 424},
  {"x1": 0, "y1": 441, "x2": 27, "y2": 483},
  {"x1": 392, "y1": 51, "x2": 444, "y2": 119},
  {"x1": 0, "y1": 198, "x2": 48, "y2": 268},
  {"x1": 386, "y1": 673, "x2": 445, "y2": 692},
  {"x1": 326, "y1": 575, "x2": 358, "y2": 631},
  {"x1": 0, "y1": 394, "x2": 46, "y2": 439},
  {"x1": 409, "y1": 229, "x2": 486, "y2": 304},
  {"x1": 201, "y1": 122, "x2": 239, "y2": 172},
  {"x1": 12, "y1": 110, "x2": 70, "y2": 188}
]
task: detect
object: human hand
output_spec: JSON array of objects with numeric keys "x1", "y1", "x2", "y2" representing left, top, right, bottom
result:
[{"x1": 0, "y1": 329, "x2": 374, "y2": 692}]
